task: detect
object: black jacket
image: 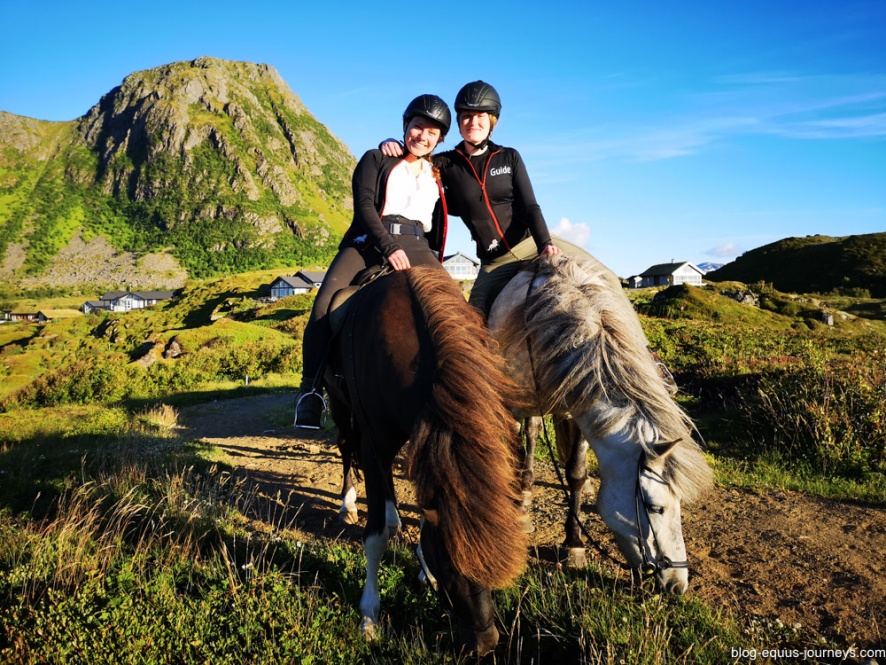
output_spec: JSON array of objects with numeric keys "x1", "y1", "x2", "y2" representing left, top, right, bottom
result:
[
  {"x1": 341, "y1": 150, "x2": 448, "y2": 259},
  {"x1": 434, "y1": 140, "x2": 551, "y2": 262}
]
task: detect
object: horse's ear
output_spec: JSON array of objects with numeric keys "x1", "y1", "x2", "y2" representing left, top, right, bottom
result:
[
  {"x1": 422, "y1": 508, "x2": 440, "y2": 526},
  {"x1": 652, "y1": 439, "x2": 679, "y2": 458}
]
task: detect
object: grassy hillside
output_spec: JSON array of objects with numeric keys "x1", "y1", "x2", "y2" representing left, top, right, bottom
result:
[
  {"x1": 706, "y1": 232, "x2": 886, "y2": 297},
  {"x1": 0, "y1": 268, "x2": 313, "y2": 409}
]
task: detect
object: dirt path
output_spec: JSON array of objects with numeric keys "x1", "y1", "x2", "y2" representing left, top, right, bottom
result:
[{"x1": 179, "y1": 393, "x2": 885, "y2": 652}]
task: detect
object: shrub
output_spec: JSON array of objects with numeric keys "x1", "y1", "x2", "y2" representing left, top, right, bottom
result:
[
  {"x1": 737, "y1": 347, "x2": 886, "y2": 476},
  {"x1": 1, "y1": 357, "x2": 147, "y2": 409}
]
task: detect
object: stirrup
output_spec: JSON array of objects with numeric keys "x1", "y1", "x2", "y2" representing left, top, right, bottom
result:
[{"x1": 294, "y1": 389, "x2": 327, "y2": 429}]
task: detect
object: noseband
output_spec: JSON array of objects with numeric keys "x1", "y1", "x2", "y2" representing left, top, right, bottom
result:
[{"x1": 635, "y1": 452, "x2": 689, "y2": 576}]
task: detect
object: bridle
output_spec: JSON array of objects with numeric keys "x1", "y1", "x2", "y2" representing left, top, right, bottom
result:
[{"x1": 635, "y1": 451, "x2": 689, "y2": 576}]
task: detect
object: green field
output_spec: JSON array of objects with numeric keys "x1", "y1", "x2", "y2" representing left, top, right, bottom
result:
[{"x1": 1, "y1": 275, "x2": 884, "y2": 663}]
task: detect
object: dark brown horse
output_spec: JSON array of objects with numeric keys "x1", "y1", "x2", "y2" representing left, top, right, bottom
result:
[{"x1": 324, "y1": 265, "x2": 528, "y2": 655}]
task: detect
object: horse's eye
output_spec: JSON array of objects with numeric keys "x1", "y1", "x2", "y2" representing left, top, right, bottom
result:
[{"x1": 646, "y1": 504, "x2": 665, "y2": 515}]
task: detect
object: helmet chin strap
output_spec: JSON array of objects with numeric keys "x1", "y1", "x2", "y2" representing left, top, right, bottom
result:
[
  {"x1": 464, "y1": 126, "x2": 493, "y2": 152},
  {"x1": 465, "y1": 131, "x2": 491, "y2": 151}
]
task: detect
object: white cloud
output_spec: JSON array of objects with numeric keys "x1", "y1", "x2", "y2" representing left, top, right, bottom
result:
[
  {"x1": 551, "y1": 217, "x2": 591, "y2": 247},
  {"x1": 707, "y1": 242, "x2": 744, "y2": 258}
]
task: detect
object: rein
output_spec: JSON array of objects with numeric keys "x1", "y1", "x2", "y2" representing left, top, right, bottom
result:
[{"x1": 522, "y1": 259, "x2": 622, "y2": 568}]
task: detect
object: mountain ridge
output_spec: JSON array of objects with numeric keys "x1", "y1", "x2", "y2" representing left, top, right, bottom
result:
[{"x1": 0, "y1": 57, "x2": 356, "y2": 293}]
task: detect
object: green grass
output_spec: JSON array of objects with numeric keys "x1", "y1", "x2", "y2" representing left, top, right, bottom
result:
[
  {"x1": 710, "y1": 453, "x2": 886, "y2": 503},
  {"x1": 0, "y1": 406, "x2": 790, "y2": 664}
]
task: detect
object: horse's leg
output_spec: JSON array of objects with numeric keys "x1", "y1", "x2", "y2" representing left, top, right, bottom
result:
[
  {"x1": 518, "y1": 417, "x2": 540, "y2": 506},
  {"x1": 337, "y1": 429, "x2": 359, "y2": 525},
  {"x1": 384, "y1": 471, "x2": 401, "y2": 538},
  {"x1": 516, "y1": 417, "x2": 541, "y2": 533},
  {"x1": 358, "y1": 445, "x2": 392, "y2": 639},
  {"x1": 556, "y1": 417, "x2": 590, "y2": 568},
  {"x1": 328, "y1": 395, "x2": 361, "y2": 525}
]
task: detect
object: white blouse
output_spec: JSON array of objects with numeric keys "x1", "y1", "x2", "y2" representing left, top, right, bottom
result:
[{"x1": 381, "y1": 159, "x2": 439, "y2": 232}]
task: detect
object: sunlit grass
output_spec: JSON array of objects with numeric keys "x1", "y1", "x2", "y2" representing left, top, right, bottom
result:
[{"x1": 710, "y1": 453, "x2": 886, "y2": 504}]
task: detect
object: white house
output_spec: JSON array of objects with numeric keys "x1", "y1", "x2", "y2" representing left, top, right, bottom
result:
[
  {"x1": 81, "y1": 291, "x2": 175, "y2": 314},
  {"x1": 83, "y1": 290, "x2": 176, "y2": 313},
  {"x1": 442, "y1": 253, "x2": 480, "y2": 281},
  {"x1": 625, "y1": 275, "x2": 643, "y2": 289},
  {"x1": 268, "y1": 271, "x2": 326, "y2": 299},
  {"x1": 634, "y1": 261, "x2": 705, "y2": 289}
]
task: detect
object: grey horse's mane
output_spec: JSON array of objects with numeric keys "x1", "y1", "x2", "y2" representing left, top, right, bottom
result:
[{"x1": 497, "y1": 256, "x2": 713, "y2": 502}]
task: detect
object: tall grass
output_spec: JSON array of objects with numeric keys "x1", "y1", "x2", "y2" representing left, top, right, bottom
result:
[
  {"x1": 1, "y1": 406, "x2": 793, "y2": 664},
  {"x1": 735, "y1": 343, "x2": 886, "y2": 478}
]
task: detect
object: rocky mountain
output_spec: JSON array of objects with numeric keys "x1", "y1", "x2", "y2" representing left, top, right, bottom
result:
[
  {"x1": 695, "y1": 262, "x2": 724, "y2": 273},
  {"x1": 706, "y1": 233, "x2": 886, "y2": 297},
  {"x1": 0, "y1": 57, "x2": 356, "y2": 293}
]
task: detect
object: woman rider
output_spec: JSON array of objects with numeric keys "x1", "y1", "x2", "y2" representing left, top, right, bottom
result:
[
  {"x1": 294, "y1": 94, "x2": 452, "y2": 429},
  {"x1": 382, "y1": 81, "x2": 629, "y2": 316}
]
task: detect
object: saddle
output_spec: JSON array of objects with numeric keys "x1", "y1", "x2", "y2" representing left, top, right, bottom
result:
[{"x1": 327, "y1": 264, "x2": 393, "y2": 336}]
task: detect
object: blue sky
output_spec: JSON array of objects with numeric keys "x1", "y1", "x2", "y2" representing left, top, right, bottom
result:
[{"x1": 2, "y1": 0, "x2": 884, "y2": 278}]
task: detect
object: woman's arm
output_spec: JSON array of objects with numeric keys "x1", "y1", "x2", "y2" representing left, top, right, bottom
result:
[
  {"x1": 352, "y1": 150, "x2": 402, "y2": 259},
  {"x1": 511, "y1": 149, "x2": 560, "y2": 255}
]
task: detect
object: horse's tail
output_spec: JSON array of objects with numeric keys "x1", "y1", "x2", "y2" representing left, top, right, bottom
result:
[{"x1": 404, "y1": 267, "x2": 528, "y2": 589}]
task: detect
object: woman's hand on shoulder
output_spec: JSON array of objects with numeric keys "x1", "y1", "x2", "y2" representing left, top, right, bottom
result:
[{"x1": 380, "y1": 139, "x2": 404, "y2": 158}]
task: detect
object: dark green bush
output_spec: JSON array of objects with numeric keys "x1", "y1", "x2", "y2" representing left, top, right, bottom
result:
[{"x1": 737, "y1": 348, "x2": 886, "y2": 476}]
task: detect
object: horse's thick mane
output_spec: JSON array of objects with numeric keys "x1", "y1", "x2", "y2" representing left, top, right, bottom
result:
[
  {"x1": 497, "y1": 257, "x2": 712, "y2": 502},
  {"x1": 403, "y1": 267, "x2": 528, "y2": 588}
]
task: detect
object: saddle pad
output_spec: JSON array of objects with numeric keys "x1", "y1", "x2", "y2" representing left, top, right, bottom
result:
[{"x1": 328, "y1": 286, "x2": 359, "y2": 336}]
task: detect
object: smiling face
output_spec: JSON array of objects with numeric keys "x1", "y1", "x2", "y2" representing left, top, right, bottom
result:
[
  {"x1": 459, "y1": 111, "x2": 492, "y2": 145},
  {"x1": 404, "y1": 116, "x2": 443, "y2": 158}
]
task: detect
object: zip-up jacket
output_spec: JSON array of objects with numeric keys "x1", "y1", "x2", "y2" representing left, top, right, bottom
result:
[
  {"x1": 434, "y1": 140, "x2": 551, "y2": 262},
  {"x1": 341, "y1": 149, "x2": 447, "y2": 259}
]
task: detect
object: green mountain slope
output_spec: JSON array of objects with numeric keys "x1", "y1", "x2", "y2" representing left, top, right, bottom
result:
[
  {"x1": 0, "y1": 57, "x2": 356, "y2": 291},
  {"x1": 706, "y1": 233, "x2": 886, "y2": 297}
]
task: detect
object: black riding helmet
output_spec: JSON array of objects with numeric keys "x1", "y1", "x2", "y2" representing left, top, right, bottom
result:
[
  {"x1": 402, "y1": 94, "x2": 452, "y2": 138},
  {"x1": 454, "y1": 80, "x2": 502, "y2": 118}
]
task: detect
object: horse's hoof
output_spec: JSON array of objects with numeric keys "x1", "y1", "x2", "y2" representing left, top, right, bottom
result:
[
  {"x1": 521, "y1": 490, "x2": 533, "y2": 509},
  {"x1": 520, "y1": 514, "x2": 535, "y2": 534},
  {"x1": 417, "y1": 569, "x2": 437, "y2": 590},
  {"x1": 565, "y1": 547, "x2": 587, "y2": 569},
  {"x1": 339, "y1": 508, "x2": 359, "y2": 525},
  {"x1": 360, "y1": 617, "x2": 377, "y2": 640}
]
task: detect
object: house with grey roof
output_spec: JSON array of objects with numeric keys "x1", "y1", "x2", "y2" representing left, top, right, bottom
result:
[
  {"x1": 442, "y1": 253, "x2": 480, "y2": 280},
  {"x1": 82, "y1": 290, "x2": 176, "y2": 313},
  {"x1": 268, "y1": 271, "x2": 327, "y2": 299},
  {"x1": 632, "y1": 261, "x2": 705, "y2": 289}
]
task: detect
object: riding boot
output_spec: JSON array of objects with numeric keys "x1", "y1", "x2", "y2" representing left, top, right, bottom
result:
[{"x1": 295, "y1": 314, "x2": 330, "y2": 430}]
